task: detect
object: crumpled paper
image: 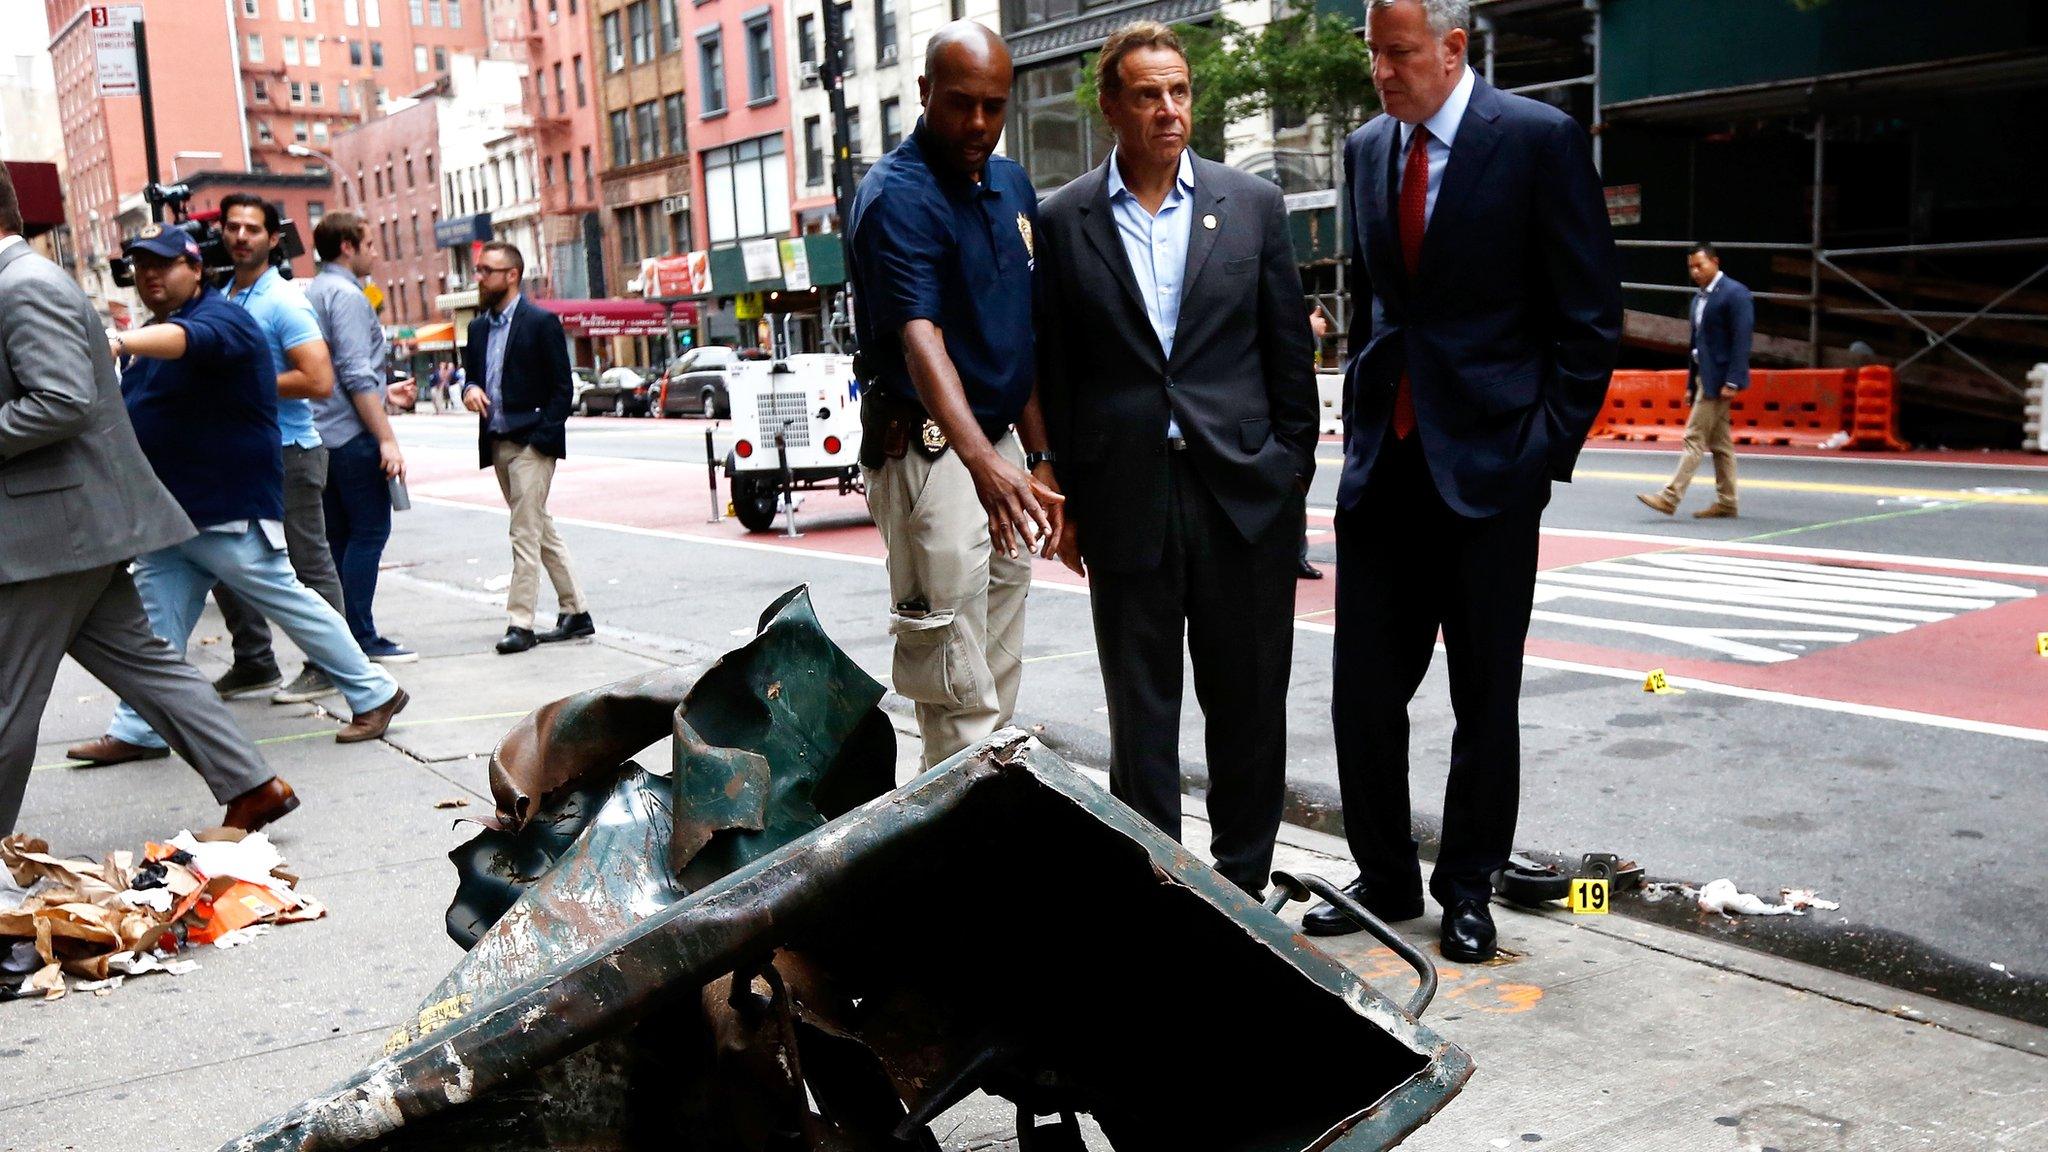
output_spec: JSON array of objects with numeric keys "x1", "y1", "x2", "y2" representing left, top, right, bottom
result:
[
  {"x1": 1, "y1": 831, "x2": 320, "y2": 1001},
  {"x1": 1693, "y1": 878, "x2": 1841, "y2": 917}
]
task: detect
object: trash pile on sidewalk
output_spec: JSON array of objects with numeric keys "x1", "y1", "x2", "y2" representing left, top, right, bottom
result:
[
  {"x1": 1644, "y1": 877, "x2": 1843, "y2": 917},
  {"x1": 0, "y1": 829, "x2": 325, "y2": 1002}
]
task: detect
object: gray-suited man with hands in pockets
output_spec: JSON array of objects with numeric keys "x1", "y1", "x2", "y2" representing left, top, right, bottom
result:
[{"x1": 0, "y1": 165, "x2": 288, "y2": 836}]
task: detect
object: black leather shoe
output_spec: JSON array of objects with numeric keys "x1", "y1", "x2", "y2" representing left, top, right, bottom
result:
[
  {"x1": 495, "y1": 626, "x2": 538, "y2": 655},
  {"x1": 1439, "y1": 899, "x2": 1498, "y2": 963},
  {"x1": 1296, "y1": 560, "x2": 1325, "y2": 580},
  {"x1": 537, "y1": 611, "x2": 596, "y2": 643},
  {"x1": 1301, "y1": 878, "x2": 1426, "y2": 937}
]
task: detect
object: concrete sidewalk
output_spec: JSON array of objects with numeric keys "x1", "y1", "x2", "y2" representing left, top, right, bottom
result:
[{"x1": 4, "y1": 574, "x2": 2043, "y2": 1151}]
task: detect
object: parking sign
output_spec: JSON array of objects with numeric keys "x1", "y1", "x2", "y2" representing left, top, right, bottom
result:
[{"x1": 91, "y1": 6, "x2": 144, "y2": 98}]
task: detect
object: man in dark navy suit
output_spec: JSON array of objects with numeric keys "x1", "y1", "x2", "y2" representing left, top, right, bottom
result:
[
  {"x1": 461, "y1": 242, "x2": 594, "y2": 655},
  {"x1": 1639, "y1": 242, "x2": 1753, "y2": 519},
  {"x1": 1310, "y1": 0, "x2": 1621, "y2": 961}
]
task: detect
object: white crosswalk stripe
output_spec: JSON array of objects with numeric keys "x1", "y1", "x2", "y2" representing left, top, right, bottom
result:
[{"x1": 1533, "y1": 554, "x2": 2037, "y2": 664}]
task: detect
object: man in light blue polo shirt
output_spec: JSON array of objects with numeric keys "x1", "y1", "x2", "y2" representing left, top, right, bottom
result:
[{"x1": 205, "y1": 194, "x2": 348, "y2": 706}]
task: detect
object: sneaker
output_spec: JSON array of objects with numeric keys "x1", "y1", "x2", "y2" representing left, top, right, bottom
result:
[
  {"x1": 361, "y1": 638, "x2": 420, "y2": 664},
  {"x1": 212, "y1": 662, "x2": 283, "y2": 699},
  {"x1": 271, "y1": 666, "x2": 339, "y2": 704}
]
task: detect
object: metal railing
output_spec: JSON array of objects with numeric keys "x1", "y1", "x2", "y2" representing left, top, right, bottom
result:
[{"x1": 1617, "y1": 236, "x2": 2048, "y2": 400}]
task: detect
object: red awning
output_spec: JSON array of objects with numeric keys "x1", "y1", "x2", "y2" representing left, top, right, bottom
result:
[
  {"x1": 536, "y1": 298, "x2": 699, "y2": 337},
  {"x1": 1, "y1": 162, "x2": 63, "y2": 238}
]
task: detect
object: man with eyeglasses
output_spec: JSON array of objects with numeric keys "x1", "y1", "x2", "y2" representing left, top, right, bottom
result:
[{"x1": 460, "y1": 242, "x2": 594, "y2": 655}]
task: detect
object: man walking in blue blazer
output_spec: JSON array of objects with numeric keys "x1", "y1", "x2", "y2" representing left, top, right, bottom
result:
[
  {"x1": 1310, "y1": 0, "x2": 1621, "y2": 962},
  {"x1": 1639, "y1": 242, "x2": 1752, "y2": 519},
  {"x1": 460, "y1": 242, "x2": 594, "y2": 654}
]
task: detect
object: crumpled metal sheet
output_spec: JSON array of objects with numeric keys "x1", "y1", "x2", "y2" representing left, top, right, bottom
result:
[{"x1": 223, "y1": 589, "x2": 1472, "y2": 1152}]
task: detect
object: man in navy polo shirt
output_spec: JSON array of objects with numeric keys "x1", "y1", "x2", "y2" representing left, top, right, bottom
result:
[
  {"x1": 846, "y1": 21, "x2": 1063, "y2": 768},
  {"x1": 63, "y1": 226, "x2": 409, "y2": 788}
]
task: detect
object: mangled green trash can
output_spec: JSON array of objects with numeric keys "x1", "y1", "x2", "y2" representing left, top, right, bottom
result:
[{"x1": 224, "y1": 587, "x2": 1472, "y2": 1152}]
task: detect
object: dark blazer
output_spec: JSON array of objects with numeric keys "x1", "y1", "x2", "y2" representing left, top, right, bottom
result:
[
  {"x1": 1037, "y1": 155, "x2": 1319, "y2": 573},
  {"x1": 463, "y1": 295, "x2": 574, "y2": 468},
  {"x1": 1690, "y1": 275, "x2": 1754, "y2": 400},
  {"x1": 1337, "y1": 76, "x2": 1622, "y2": 517},
  {"x1": 0, "y1": 241, "x2": 193, "y2": 585}
]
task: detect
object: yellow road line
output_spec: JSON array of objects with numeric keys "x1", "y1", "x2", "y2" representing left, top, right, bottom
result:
[
  {"x1": 1310, "y1": 456, "x2": 2047, "y2": 505},
  {"x1": 30, "y1": 710, "x2": 530, "y2": 773}
]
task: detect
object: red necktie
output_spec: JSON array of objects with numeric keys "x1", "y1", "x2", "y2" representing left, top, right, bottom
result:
[{"x1": 1393, "y1": 126, "x2": 1431, "y2": 440}]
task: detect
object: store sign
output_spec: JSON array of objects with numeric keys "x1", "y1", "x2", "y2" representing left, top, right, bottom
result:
[
  {"x1": 741, "y1": 238, "x2": 783, "y2": 284},
  {"x1": 646, "y1": 254, "x2": 695, "y2": 298},
  {"x1": 90, "y1": 6, "x2": 143, "y2": 98},
  {"x1": 435, "y1": 212, "x2": 494, "y2": 249},
  {"x1": 1604, "y1": 184, "x2": 1642, "y2": 227},
  {"x1": 779, "y1": 238, "x2": 811, "y2": 292},
  {"x1": 687, "y1": 250, "x2": 713, "y2": 294}
]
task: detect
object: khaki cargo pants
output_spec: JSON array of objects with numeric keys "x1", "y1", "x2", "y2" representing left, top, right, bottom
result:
[
  {"x1": 1660, "y1": 395, "x2": 1739, "y2": 511},
  {"x1": 864, "y1": 432, "x2": 1032, "y2": 768}
]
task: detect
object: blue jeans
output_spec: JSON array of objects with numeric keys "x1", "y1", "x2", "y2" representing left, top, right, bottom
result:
[
  {"x1": 108, "y1": 526, "x2": 400, "y2": 749},
  {"x1": 323, "y1": 434, "x2": 393, "y2": 645}
]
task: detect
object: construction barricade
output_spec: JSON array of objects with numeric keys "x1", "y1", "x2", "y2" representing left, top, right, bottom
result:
[{"x1": 1590, "y1": 366, "x2": 1907, "y2": 451}]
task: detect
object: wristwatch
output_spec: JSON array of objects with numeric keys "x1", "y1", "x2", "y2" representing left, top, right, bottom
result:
[{"x1": 1025, "y1": 450, "x2": 1058, "y2": 469}]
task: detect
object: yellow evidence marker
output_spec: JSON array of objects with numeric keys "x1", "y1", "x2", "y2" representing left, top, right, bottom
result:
[
  {"x1": 1642, "y1": 668, "x2": 1684, "y2": 695},
  {"x1": 1569, "y1": 877, "x2": 1610, "y2": 914}
]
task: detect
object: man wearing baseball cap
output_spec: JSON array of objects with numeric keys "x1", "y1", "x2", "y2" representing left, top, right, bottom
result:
[
  {"x1": 0, "y1": 171, "x2": 291, "y2": 833},
  {"x1": 61, "y1": 223, "x2": 409, "y2": 800}
]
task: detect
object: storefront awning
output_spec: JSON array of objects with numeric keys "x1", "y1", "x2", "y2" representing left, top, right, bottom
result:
[
  {"x1": 411, "y1": 321, "x2": 457, "y2": 350},
  {"x1": 535, "y1": 298, "x2": 700, "y2": 337}
]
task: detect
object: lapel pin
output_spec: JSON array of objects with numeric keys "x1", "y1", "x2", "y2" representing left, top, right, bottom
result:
[{"x1": 1202, "y1": 214, "x2": 1218, "y2": 230}]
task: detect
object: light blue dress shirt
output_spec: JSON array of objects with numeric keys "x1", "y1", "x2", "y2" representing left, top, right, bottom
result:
[
  {"x1": 1106, "y1": 147, "x2": 1196, "y2": 437},
  {"x1": 484, "y1": 293, "x2": 520, "y2": 435},
  {"x1": 228, "y1": 265, "x2": 326, "y2": 450},
  {"x1": 303, "y1": 262, "x2": 390, "y2": 449},
  {"x1": 1394, "y1": 65, "x2": 1477, "y2": 229}
]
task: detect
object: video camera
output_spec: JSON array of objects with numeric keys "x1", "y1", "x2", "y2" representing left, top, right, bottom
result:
[{"x1": 108, "y1": 182, "x2": 305, "y2": 288}]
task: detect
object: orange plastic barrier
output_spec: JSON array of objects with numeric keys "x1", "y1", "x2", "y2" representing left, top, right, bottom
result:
[{"x1": 1589, "y1": 367, "x2": 1906, "y2": 451}]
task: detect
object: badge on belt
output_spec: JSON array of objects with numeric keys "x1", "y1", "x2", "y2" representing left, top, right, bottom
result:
[{"x1": 919, "y1": 419, "x2": 948, "y2": 458}]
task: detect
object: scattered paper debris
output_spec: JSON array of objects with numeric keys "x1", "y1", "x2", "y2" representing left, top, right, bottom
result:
[
  {"x1": 2, "y1": 830, "x2": 321, "y2": 1002},
  {"x1": 1693, "y1": 878, "x2": 1840, "y2": 917}
]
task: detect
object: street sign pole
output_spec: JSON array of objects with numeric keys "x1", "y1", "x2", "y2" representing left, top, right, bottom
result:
[
  {"x1": 821, "y1": 0, "x2": 856, "y2": 353},
  {"x1": 134, "y1": 19, "x2": 161, "y2": 221}
]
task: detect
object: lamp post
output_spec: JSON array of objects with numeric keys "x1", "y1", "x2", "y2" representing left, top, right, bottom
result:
[{"x1": 286, "y1": 142, "x2": 339, "y2": 172}]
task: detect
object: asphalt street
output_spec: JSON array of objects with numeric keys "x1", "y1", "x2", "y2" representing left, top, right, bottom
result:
[{"x1": 387, "y1": 410, "x2": 2047, "y2": 1019}]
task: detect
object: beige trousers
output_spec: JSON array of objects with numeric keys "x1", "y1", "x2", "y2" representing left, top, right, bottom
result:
[
  {"x1": 491, "y1": 439, "x2": 587, "y2": 629},
  {"x1": 863, "y1": 433, "x2": 1032, "y2": 769},
  {"x1": 1661, "y1": 395, "x2": 1739, "y2": 509}
]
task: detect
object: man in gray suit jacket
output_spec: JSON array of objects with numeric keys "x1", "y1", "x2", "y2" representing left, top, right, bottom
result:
[
  {"x1": 1036, "y1": 23, "x2": 1319, "y2": 895},
  {"x1": 0, "y1": 166, "x2": 291, "y2": 835}
]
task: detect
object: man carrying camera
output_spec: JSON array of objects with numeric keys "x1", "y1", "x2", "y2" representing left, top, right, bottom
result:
[{"x1": 65, "y1": 224, "x2": 407, "y2": 786}]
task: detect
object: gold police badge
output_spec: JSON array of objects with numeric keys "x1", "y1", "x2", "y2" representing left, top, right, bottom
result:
[
  {"x1": 138, "y1": 223, "x2": 163, "y2": 238},
  {"x1": 920, "y1": 419, "x2": 948, "y2": 453}
]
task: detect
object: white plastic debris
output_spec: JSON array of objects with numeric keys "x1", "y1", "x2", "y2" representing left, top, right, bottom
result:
[
  {"x1": 1694, "y1": 878, "x2": 1840, "y2": 916},
  {"x1": 118, "y1": 887, "x2": 174, "y2": 913},
  {"x1": 211, "y1": 925, "x2": 273, "y2": 949},
  {"x1": 167, "y1": 831, "x2": 291, "y2": 894}
]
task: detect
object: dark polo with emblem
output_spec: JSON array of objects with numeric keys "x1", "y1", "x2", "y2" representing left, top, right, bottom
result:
[{"x1": 846, "y1": 117, "x2": 1037, "y2": 467}]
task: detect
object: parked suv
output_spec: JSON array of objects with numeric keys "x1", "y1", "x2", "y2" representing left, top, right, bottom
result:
[{"x1": 656, "y1": 346, "x2": 770, "y2": 419}]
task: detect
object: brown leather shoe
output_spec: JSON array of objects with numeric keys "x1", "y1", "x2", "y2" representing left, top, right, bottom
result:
[
  {"x1": 1694, "y1": 504, "x2": 1739, "y2": 519},
  {"x1": 336, "y1": 687, "x2": 409, "y2": 743},
  {"x1": 65, "y1": 736, "x2": 171, "y2": 766},
  {"x1": 1635, "y1": 492, "x2": 1677, "y2": 515},
  {"x1": 222, "y1": 777, "x2": 299, "y2": 832}
]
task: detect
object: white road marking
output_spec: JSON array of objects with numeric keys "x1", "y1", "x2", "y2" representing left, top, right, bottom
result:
[{"x1": 409, "y1": 494, "x2": 2048, "y2": 741}]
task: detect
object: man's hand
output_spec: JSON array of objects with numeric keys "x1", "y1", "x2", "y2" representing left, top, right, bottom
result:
[
  {"x1": 378, "y1": 438, "x2": 406, "y2": 480},
  {"x1": 964, "y1": 448, "x2": 1063, "y2": 559},
  {"x1": 387, "y1": 379, "x2": 418, "y2": 410},
  {"x1": 462, "y1": 385, "x2": 490, "y2": 414},
  {"x1": 1052, "y1": 507, "x2": 1085, "y2": 576},
  {"x1": 1032, "y1": 461, "x2": 1066, "y2": 559}
]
